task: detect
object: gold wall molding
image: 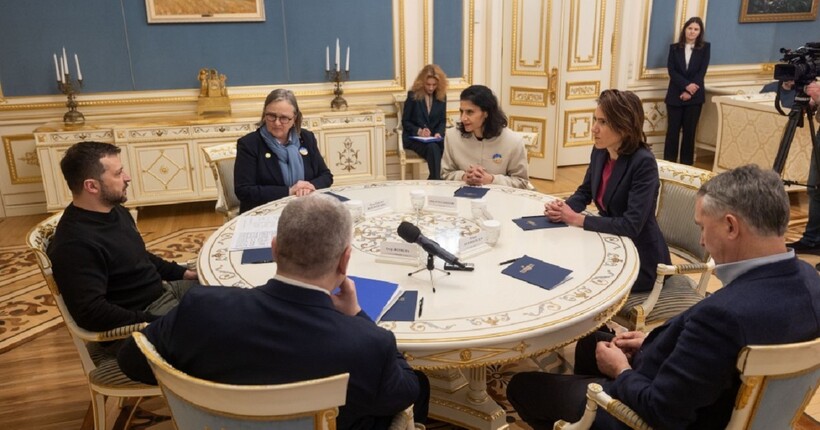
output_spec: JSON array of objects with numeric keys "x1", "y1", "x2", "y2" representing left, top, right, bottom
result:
[
  {"x1": 643, "y1": 98, "x2": 667, "y2": 137},
  {"x1": 510, "y1": 87, "x2": 549, "y2": 107},
  {"x1": 567, "y1": 0, "x2": 606, "y2": 71},
  {"x1": 565, "y1": 81, "x2": 600, "y2": 100},
  {"x1": 563, "y1": 108, "x2": 595, "y2": 147},
  {"x1": 509, "y1": 116, "x2": 547, "y2": 159},
  {"x1": 423, "y1": 0, "x2": 475, "y2": 87},
  {"x1": 511, "y1": 0, "x2": 551, "y2": 76},
  {"x1": 3, "y1": 134, "x2": 40, "y2": 185}
]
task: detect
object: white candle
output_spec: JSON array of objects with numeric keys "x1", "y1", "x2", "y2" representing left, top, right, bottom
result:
[
  {"x1": 74, "y1": 53, "x2": 82, "y2": 80},
  {"x1": 335, "y1": 38, "x2": 340, "y2": 72},
  {"x1": 62, "y1": 47, "x2": 68, "y2": 76},
  {"x1": 345, "y1": 46, "x2": 350, "y2": 71},
  {"x1": 325, "y1": 46, "x2": 329, "y2": 71},
  {"x1": 59, "y1": 56, "x2": 65, "y2": 83},
  {"x1": 53, "y1": 54, "x2": 61, "y2": 81}
]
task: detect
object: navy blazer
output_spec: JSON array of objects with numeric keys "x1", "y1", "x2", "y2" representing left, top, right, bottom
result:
[
  {"x1": 401, "y1": 91, "x2": 447, "y2": 147},
  {"x1": 599, "y1": 257, "x2": 820, "y2": 429},
  {"x1": 117, "y1": 280, "x2": 419, "y2": 430},
  {"x1": 665, "y1": 42, "x2": 710, "y2": 106},
  {"x1": 565, "y1": 147, "x2": 671, "y2": 292},
  {"x1": 234, "y1": 128, "x2": 333, "y2": 213}
]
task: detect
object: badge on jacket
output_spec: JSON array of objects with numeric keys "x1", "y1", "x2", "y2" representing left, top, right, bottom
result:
[
  {"x1": 492, "y1": 153, "x2": 503, "y2": 164},
  {"x1": 299, "y1": 147, "x2": 309, "y2": 156}
]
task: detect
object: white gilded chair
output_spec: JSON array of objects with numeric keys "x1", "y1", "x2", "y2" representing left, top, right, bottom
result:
[
  {"x1": 612, "y1": 160, "x2": 717, "y2": 332},
  {"x1": 26, "y1": 212, "x2": 161, "y2": 430},
  {"x1": 394, "y1": 93, "x2": 427, "y2": 180},
  {"x1": 554, "y1": 337, "x2": 820, "y2": 430},
  {"x1": 202, "y1": 142, "x2": 239, "y2": 221},
  {"x1": 133, "y1": 331, "x2": 350, "y2": 430},
  {"x1": 519, "y1": 131, "x2": 539, "y2": 191}
]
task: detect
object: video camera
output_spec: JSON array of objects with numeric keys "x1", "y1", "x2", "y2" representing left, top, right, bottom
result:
[{"x1": 774, "y1": 42, "x2": 820, "y2": 85}]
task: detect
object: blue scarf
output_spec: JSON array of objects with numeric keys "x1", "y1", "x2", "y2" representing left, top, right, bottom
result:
[{"x1": 259, "y1": 127, "x2": 305, "y2": 188}]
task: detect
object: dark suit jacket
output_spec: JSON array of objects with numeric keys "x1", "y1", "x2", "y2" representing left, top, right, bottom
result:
[
  {"x1": 234, "y1": 128, "x2": 333, "y2": 213},
  {"x1": 565, "y1": 147, "x2": 671, "y2": 292},
  {"x1": 665, "y1": 42, "x2": 710, "y2": 106},
  {"x1": 401, "y1": 91, "x2": 447, "y2": 147},
  {"x1": 599, "y1": 257, "x2": 820, "y2": 429},
  {"x1": 117, "y1": 279, "x2": 419, "y2": 430}
]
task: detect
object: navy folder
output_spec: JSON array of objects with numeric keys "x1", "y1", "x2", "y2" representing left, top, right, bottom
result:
[
  {"x1": 347, "y1": 276, "x2": 401, "y2": 322},
  {"x1": 501, "y1": 255, "x2": 572, "y2": 290},
  {"x1": 324, "y1": 192, "x2": 350, "y2": 202},
  {"x1": 381, "y1": 290, "x2": 418, "y2": 322},
  {"x1": 453, "y1": 186, "x2": 490, "y2": 199},
  {"x1": 241, "y1": 248, "x2": 274, "y2": 264},
  {"x1": 513, "y1": 215, "x2": 568, "y2": 231}
]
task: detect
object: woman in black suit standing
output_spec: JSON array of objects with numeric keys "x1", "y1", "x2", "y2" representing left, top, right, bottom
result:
[
  {"x1": 664, "y1": 16, "x2": 710, "y2": 166},
  {"x1": 402, "y1": 64, "x2": 448, "y2": 179},
  {"x1": 234, "y1": 89, "x2": 333, "y2": 214}
]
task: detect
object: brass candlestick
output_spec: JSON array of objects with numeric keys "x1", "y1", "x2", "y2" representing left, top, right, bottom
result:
[
  {"x1": 58, "y1": 75, "x2": 84, "y2": 125},
  {"x1": 326, "y1": 69, "x2": 350, "y2": 111}
]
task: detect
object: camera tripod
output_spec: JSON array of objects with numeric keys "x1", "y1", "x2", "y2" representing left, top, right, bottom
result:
[{"x1": 772, "y1": 95, "x2": 819, "y2": 188}]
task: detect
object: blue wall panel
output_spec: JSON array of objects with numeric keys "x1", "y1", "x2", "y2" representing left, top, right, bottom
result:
[
  {"x1": 0, "y1": 0, "x2": 393, "y2": 96},
  {"x1": 433, "y1": 0, "x2": 463, "y2": 80}
]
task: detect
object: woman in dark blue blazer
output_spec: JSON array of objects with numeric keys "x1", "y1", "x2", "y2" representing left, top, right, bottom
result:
[
  {"x1": 664, "y1": 16, "x2": 710, "y2": 166},
  {"x1": 234, "y1": 89, "x2": 333, "y2": 214},
  {"x1": 545, "y1": 89, "x2": 671, "y2": 293},
  {"x1": 402, "y1": 64, "x2": 448, "y2": 179}
]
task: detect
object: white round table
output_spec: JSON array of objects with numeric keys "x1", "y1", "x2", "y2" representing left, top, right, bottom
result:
[{"x1": 198, "y1": 180, "x2": 639, "y2": 430}]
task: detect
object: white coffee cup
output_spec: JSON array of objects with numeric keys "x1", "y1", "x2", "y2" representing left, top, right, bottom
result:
[
  {"x1": 345, "y1": 199, "x2": 364, "y2": 222},
  {"x1": 470, "y1": 198, "x2": 489, "y2": 220},
  {"x1": 410, "y1": 189, "x2": 426, "y2": 212},
  {"x1": 482, "y1": 219, "x2": 501, "y2": 246}
]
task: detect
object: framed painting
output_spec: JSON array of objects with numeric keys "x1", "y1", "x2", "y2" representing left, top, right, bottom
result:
[
  {"x1": 146, "y1": 0, "x2": 265, "y2": 24},
  {"x1": 739, "y1": 0, "x2": 818, "y2": 23}
]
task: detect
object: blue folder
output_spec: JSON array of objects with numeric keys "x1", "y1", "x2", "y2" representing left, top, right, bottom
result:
[
  {"x1": 513, "y1": 215, "x2": 568, "y2": 231},
  {"x1": 501, "y1": 255, "x2": 572, "y2": 290},
  {"x1": 453, "y1": 186, "x2": 490, "y2": 199},
  {"x1": 348, "y1": 276, "x2": 401, "y2": 322},
  {"x1": 381, "y1": 290, "x2": 418, "y2": 321},
  {"x1": 324, "y1": 192, "x2": 350, "y2": 202}
]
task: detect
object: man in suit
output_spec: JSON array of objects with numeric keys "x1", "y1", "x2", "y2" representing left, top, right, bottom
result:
[
  {"x1": 118, "y1": 193, "x2": 428, "y2": 430},
  {"x1": 509, "y1": 164, "x2": 820, "y2": 429},
  {"x1": 48, "y1": 141, "x2": 198, "y2": 335}
]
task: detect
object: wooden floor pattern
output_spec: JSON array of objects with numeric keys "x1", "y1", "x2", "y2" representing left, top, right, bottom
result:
[{"x1": 0, "y1": 161, "x2": 818, "y2": 429}]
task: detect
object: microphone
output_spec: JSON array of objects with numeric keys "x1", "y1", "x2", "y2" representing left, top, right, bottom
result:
[{"x1": 397, "y1": 221, "x2": 466, "y2": 268}]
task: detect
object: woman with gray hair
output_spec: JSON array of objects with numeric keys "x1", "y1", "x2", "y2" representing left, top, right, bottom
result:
[{"x1": 235, "y1": 89, "x2": 333, "y2": 213}]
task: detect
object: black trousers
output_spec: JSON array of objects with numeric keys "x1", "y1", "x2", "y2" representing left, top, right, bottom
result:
[
  {"x1": 507, "y1": 331, "x2": 614, "y2": 430},
  {"x1": 403, "y1": 140, "x2": 444, "y2": 180},
  {"x1": 664, "y1": 103, "x2": 703, "y2": 165}
]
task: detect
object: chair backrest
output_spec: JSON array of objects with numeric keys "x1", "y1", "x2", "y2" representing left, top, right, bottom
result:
[
  {"x1": 202, "y1": 143, "x2": 239, "y2": 221},
  {"x1": 519, "y1": 131, "x2": 539, "y2": 163},
  {"x1": 132, "y1": 332, "x2": 350, "y2": 430},
  {"x1": 727, "y1": 338, "x2": 820, "y2": 430},
  {"x1": 655, "y1": 160, "x2": 715, "y2": 263}
]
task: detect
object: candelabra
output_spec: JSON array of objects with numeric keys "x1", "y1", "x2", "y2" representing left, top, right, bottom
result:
[
  {"x1": 326, "y1": 69, "x2": 350, "y2": 111},
  {"x1": 58, "y1": 75, "x2": 84, "y2": 125}
]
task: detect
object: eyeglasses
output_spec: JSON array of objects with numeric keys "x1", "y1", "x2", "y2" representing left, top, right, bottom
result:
[{"x1": 264, "y1": 113, "x2": 294, "y2": 124}]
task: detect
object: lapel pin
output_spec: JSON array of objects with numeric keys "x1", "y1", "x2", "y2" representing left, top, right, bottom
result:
[
  {"x1": 265, "y1": 153, "x2": 271, "y2": 159},
  {"x1": 299, "y1": 147, "x2": 309, "y2": 156}
]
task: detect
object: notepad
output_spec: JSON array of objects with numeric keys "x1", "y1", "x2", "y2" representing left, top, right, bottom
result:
[
  {"x1": 348, "y1": 276, "x2": 402, "y2": 322},
  {"x1": 409, "y1": 136, "x2": 443, "y2": 143},
  {"x1": 380, "y1": 290, "x2": 418, "y2": 322},
  {"x1": 513, "y1": 215, "x2": 568, "y2": 231},
  {"x1": 501, "y1": 255, "x2": 572, "y2": 291},
  {"x1": 241, "y1": 247, "x2": 274, "y2": 264},
  {"x1": 453, "y1": 186, "x2": 490, "y2": 199}
]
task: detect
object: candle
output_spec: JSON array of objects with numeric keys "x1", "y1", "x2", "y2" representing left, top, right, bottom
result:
[
  {"x1": 53, "y1": 54, "x2": 61, "y2": 81},
  {"x1": 345, "y1": 46, "x2": 350, "y2": 72},
  {"x1": 325, "y1": 46, "x2": 329, "y2": 71},
  {"x1": 59, "y1": 56, "x2": 66, "y2": 83},
  {"x1": 335, "y1": 38, "x2": 340, "y2": 72},
  {"x1": 62, "y1": 47, "x2": 68, "y2": 76},
  {"x1": 74, "y1": 53, "x2": 82, "y2": 80}
]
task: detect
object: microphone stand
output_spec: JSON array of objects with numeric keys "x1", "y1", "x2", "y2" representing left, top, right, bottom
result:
[{"x1": 408, "y1": 253, "x2": 450, "y2": 293}]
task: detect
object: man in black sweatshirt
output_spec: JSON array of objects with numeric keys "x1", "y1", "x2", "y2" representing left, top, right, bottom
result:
[{"x1": 48, "y1": 141, "x2": 198, "y2": 336}]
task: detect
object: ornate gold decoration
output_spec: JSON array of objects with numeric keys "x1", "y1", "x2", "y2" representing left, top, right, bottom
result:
[
  {"x1": 429, "y1": 397, "x2": 506, "y2": 420},
  {"x1": 735, "y1": 376, "x2": 761, "y2": 409},
  {"x1": 511, "y1": 0, "x2": 551, "y2": 76},
  {"x1": 335, "y1": 138, "x2": 362, "y2": 172},
  {"x1": 549, "y1": 67, "x2": 558, "y2": 105},
  {"x1": 3, "y1": 134, "x2": 42, "y2": 184},
  {"x1": 510, "y1": 86, "x2": 549, "y2": 107},
  {"x1": 642, "y1": 98, "x2": 666, "y2": 137},
  {"x1": 565, "y1": 81, "x2": 600, "y2": 100},
  {"x1": 567, "y1": 0, "x2": 606, "y2": 71},
  {"x1": 563, "y1": 108, "x2": 595, "y2": 147},
  {"x1": 509, "y1": 116, "x2": 547, "y2": 160},
  {"x1": 197, "y1": 68, "x2": 231, "y2": 116},
  {"x1": 459, "y1": 349, "x2": 472, "y2": 361},
  {"x1": 142, "y1": 149, "x2": 185, "y2": 190}
]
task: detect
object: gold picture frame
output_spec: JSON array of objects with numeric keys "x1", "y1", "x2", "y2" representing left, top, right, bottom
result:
[
  {"x1": 146, "y1": 0, "x2": 265, "y2": 24},
  {"x1": 739, "y1": 0, "x2": 818, "y2": 23}
]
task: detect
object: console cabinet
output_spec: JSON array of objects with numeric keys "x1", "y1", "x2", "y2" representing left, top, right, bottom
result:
[{"x1": 34, "y1": 109, "x2": 386, "y2": 212}]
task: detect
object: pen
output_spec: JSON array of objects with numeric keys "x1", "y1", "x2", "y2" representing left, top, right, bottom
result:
[
  {"x1": 418, "y1": 298, "x2": 424, "y2": 318},
  {"x1": 499, "y1": 257, "x2": 521, "y2": 266}
]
